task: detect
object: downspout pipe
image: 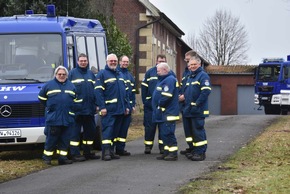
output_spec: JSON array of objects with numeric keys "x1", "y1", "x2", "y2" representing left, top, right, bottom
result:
[{"x1": 134, "y1": 15, "x2": 162, "y2": 93}]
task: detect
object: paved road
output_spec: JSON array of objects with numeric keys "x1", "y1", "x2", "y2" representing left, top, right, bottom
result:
[{"x1": 0, "y1": 115, "x2": 280, "y2": 194}]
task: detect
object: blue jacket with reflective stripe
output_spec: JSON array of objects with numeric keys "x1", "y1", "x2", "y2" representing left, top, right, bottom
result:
[
  {"x1": 141, "y1": 65, "x2": 158, "y2": 109},
  {"x1": 152, "y1": 72, "x2": 180, "y2": 123},
  {"x1": 183, "y1": 67, "x2": 211, "y2": 118},
  {"x1": 179, "y1": 67, "x2": 191, "y2": 111},
  {"x1": 68, "y1": 65, "x2": 96, "y2": 116},
  {"x1": 141, "y1": 65, "x2": 176, "y2": 109},
  {"x1": 118, "y1": 66, "x2": 136, "y2": 110},
  {"x1": 38, "y1": 78, "x2": 76, "y2": 126},
  {"x1": 95, "y1": 65, "x2": 130, "y2": 115}
]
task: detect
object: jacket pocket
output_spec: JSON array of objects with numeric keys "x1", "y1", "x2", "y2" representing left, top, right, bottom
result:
[{"x1": 190, "y1": 105, "x2": 201, "y2": 115}]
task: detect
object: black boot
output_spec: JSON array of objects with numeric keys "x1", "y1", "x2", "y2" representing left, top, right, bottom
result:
[
  {"x1": 116, "y1": 150, "x2": 131, "y2": 156},
  {"x1": 180, "y1": 148, "x2": 192, "y2": 155},
  {"x1": 156, "y1": 150, "x2": 168, "y2": 160},
  {"x1": 58, "y1": 157, "x2": 73, "y2": 165},
  {"x1": 84, "y1": 152, "x2": 101, "y2": 160},
  {"x1": 191, "y1": 153, "x2": 206, "y2": 161},
  {"x1": 159, "y1": 144, "x2": 164, "y2": 154},
  {"x1": 164, "y1": 152, "x2": 178, "y2": 161},
  {"x1": 110, "y1": 147, "x2": 120, "y2": 159},
  {"x1": 102, "y1": 147, "x2": 111, "y2": 161},
  {"x1": 144, "y1": 145, "x2": 152, "y2": 154}
]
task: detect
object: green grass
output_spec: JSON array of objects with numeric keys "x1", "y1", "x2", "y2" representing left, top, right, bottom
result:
[{"x1": 179, "y1": 116, "x2": 290, "y2": 194}]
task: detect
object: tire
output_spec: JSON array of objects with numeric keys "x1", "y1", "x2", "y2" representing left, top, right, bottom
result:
[
  {"x1": 281, "y1": 110, "x2": 288, "y2": 115},
  {"x1": 264, "y1": 105, "x2": 281, "y2": 115}
]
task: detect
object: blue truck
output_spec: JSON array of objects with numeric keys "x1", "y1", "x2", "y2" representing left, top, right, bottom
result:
[
  {"x1": 254, "y1": 56, "x2": 290, "y2": 115},
  {"x1": 0, "y1": 5, "x2": 107, "y2": 150}
]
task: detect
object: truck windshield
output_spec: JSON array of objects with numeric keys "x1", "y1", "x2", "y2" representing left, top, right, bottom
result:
[
  {"x1": 0, "y1": 34, "x2": 62, "y2": 83},
  {"x1": 257, "y1": 65, "x2": 281, "y2": 82}
]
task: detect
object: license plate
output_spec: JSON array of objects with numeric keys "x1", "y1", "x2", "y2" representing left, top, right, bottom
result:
[
  {"x1": 0, "y1": 130, "x2": 21, "y2": 137},
  {"x1": 261, "y1": 97, "x2": 268, "y2": 100}
]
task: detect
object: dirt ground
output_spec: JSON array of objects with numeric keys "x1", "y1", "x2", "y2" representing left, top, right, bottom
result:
[{"x1": 127, "y1": 113, "x2": 144, "y2": 141}]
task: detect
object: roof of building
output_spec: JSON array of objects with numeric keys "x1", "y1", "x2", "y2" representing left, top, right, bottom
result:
[
  {"x1": 206, "y1": 65, "x2": 257, "y2": 74},
  {"x1": 139, "y1": 0, "x2": 184, "y2": 37}
]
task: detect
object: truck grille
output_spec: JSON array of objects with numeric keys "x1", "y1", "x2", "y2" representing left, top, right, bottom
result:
[
  {"x1": 0, "y1": 103, "x2": 45, "y2": 127},
  {"x1": 258, "y1": 86, "x2": 273, "y2": 92}
]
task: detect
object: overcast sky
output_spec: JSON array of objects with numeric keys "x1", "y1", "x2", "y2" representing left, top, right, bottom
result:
[{"x1": 150, "y1": 0, "x2": 290, "y2": 64}]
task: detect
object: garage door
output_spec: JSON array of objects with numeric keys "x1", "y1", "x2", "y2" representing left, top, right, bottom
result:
[
  {"x1": 237, "y1": 86, "x2": 264, "y2": 115},
  {"x1": 208, "y1": 85, "x2": 221, "y2": 115}
]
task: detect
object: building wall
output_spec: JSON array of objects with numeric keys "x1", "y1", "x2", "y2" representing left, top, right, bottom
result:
[
  {"x1": 209, "y1": 74, "x2": 255, "y2": 115},
  {"x1": 113, "y1": 0, "x2": 183, "y2": 84},
  {"x1": 113, "y1": 0, "x2": 145, "y2": 56}
]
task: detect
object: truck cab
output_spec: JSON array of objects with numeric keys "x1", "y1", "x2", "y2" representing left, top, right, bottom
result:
[
  {"x1": 254, "y1": 57, "x2": 290, "y2": 115},
  {"x1": 0, "y1": 5, "x2": 107, "y2": 150}
]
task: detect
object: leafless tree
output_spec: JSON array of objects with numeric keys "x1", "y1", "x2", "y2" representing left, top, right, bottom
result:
[
  {"x1": 88, "y1": 0, "x2": 115, "y2": 24},
  {"x1": 197, "y1": 9, "x2": 249, "y2": 65},
  {"x1": 183, "y1": 32, "x2": 198, "y2": 51}
]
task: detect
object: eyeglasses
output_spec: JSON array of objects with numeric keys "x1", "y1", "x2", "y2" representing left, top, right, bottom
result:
[
  {"x1": 57, "y1": 73, "x2": 66, "y2": 76},
  {"x1": 158, "y1": 61, "x2": 166, "y2": 63},
  {"x1": 108, "y1": 60, "x2": 117, "y2": 63}
]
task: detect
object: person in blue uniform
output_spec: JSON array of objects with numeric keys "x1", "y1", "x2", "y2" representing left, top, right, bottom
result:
[
  {"x1": 68, "y1": 53, "x2": 100, "y2": 162},
  {"x1": 152, "y1": 62, "x2": 179, "y2": 161},
  {"x1": 38, "y1": 66, "x2": 77, "y2": 165},
  {"x1": 141, "y1": 54, "x2": 167, "y2": 154},
  {"x1": 182, "y1": 55, "x2": 211, "y2": 161},
  {"x1": 114, "y1": 55, "x2": 136, "y2": 156},
  {"x1": 95, "y1": 53, "x2": 131, "y2": 161},
  {"x1": 179, "y1": 50, "x2": 198, "y2": 155}
]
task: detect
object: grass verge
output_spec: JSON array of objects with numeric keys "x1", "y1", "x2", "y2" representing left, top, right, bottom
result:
[{"x1": 179, "y1": 116, "x2": 290, "y2": 194}]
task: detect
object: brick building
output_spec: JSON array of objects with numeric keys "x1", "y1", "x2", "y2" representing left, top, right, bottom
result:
[
  {"x1": 112, "y1": 0, "x2": 259, "y2": 115},
  {"x1": 113, "y1": 0, "x2": 192, "y2": 88}
]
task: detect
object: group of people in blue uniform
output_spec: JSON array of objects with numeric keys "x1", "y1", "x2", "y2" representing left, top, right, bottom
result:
[
  {"x1": 38, "y1": 53, "x2": 136, "y2": 165},
  {"x1": 38, "y1": 50, "x2": 211, "y2": 165},
  {"x1": 141, "y1": 52, "x2": 211, "y2": 161}
]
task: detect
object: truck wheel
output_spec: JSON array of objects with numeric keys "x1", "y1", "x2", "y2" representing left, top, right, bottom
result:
[
  {"x1": 264, "y1": 105, "x2": 281, "y2": 115},
  {"x1": 281, "y1": 110, "x2": 288, "y2": 115}
]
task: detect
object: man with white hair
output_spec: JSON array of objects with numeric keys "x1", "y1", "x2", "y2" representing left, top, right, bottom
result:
[
  {"x1": 141, "y1": 54, "x2": 167, "y2": 154},
  {"x1": 152, "y1": 62, "x2": 180, "y2": 161},
  {"x1": 95, "y1": 53, "x2": 131, "y2": 161}
]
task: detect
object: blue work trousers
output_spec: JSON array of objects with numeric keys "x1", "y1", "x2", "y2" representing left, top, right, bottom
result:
[
  {"x1": 70, "y1": 115, "x2": 96, "y2": 155},
  {"x1": 101, "y1": 114, "x2": 123, "y2": 150},
  {"x1": 182, "y1": 112, "x2": 194, "y2": 149},
  {"x1": 43, "y1": 125, "x2": 70, "y2": 160},
  {"x1": 143, "y1": 106, "x2": 162, "y2": 149},
  {"x1": 187, "y1": 117, "x2": 207, "y2": 154},
  {"x1": 115, "y1": 114, "x2": 131, "y2": 152},
  {"x1": 158, "y1": 121, "x2": 178, "y2": 155}
]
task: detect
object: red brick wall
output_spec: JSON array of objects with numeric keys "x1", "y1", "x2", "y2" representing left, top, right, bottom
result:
[
  {"x1": 113, "y1": 0, "x2": 146, "y2": 57},
  {"x1": 210, "y1": 74, "x2": 255, "y2": 115}
]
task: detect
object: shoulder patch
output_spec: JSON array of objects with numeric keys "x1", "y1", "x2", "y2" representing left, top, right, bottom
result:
[
  {"x1": 205, "y1": 80, "x2": 210, "y2": 86},
  {"x1": 164, "y1": 85, "x2": 169, "y2": 92}
]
